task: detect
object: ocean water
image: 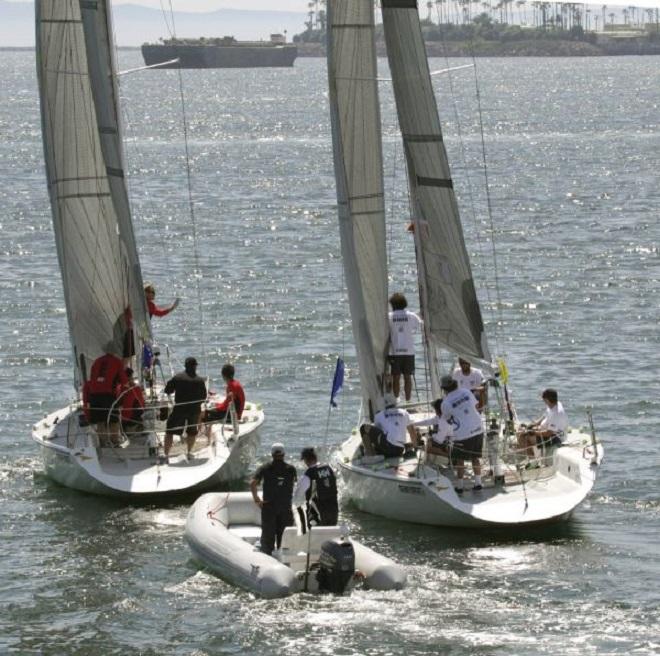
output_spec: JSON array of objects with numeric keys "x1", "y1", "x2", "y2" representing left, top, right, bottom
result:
[{"x1": 1, "y1": 50, "x2": 659, "y2": 655}]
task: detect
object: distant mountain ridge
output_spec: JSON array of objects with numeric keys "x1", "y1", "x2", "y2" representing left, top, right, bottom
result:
[{"x1": 0, "y1": 1, "x2": 307, "y2": 47}]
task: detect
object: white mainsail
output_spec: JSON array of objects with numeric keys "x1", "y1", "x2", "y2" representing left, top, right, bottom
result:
[
  {"x1": 327, "y1": 0, "x2": 389, "y2": 417},
  {"x1": 36, "y1": 0, "x2": 150, "y2": 385},
  {"x1": 381, "y1": 0, "x2": 491, "y2": 369}
]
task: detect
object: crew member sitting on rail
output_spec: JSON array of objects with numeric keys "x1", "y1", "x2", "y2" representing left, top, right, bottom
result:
[
  {"x1": 205, "y1": 363, "x2": 245, "y2": 423},
  {"x1": 517, "y1": 388, "x2": 568, "y2": 465}
]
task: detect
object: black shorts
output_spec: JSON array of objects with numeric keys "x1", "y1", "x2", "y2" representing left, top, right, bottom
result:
[
  {"x1": 88, "y1": 393, "x2": 119, "y2": 424},
  {"x1": 204, "y1": 408, "x2": 230, "y2": 423},
  {"x1": 166, "y1": 407, "x2": 201, "y2": 436},
  {"x1": 360, "y1": 423, "x2": 405, "y2": 458},
  {"x1": 389, "y1": 355, "x2": 415, "y2": 376},
  {"x1": 450, "y1": 433, "x2": 484, "y2": 463},
  {"x1": 538, "y1": 434, "x2": 563, "y2": 448}
]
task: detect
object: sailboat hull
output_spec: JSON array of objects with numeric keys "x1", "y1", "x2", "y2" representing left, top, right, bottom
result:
[
  {"x1": 338, "y1": 431, "x2": 603, "y2": 528},
  {"x1": 32, "y1": 403, "x2": 263, "y2": 498}
]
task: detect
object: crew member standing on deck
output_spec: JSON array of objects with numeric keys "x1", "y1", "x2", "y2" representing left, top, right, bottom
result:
[
  {"x1": 163, "y1": 357, "x2": 207, "y2": 462},
  {"x1": 440, "y1": 375, "x2": 484, "y2": 494},
  {"x1": 292, "y1": 447, "x2": 339, "y2": 529},
  {"x1": 251, "y1": 443, "x2": 297, "y2": 555},
  {"x1": 388, "y1": 292, "x2": 423, "y2": 402}
]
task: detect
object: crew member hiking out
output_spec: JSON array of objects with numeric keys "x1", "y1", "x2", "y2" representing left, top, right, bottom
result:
[{"x1": 292, "y1": 447, "x2": 339, "y2": 529}]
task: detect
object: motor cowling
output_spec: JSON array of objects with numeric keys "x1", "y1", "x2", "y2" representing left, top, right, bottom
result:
[{"x1": 316, "y1": 538, "x2": 355, "y2": 594}]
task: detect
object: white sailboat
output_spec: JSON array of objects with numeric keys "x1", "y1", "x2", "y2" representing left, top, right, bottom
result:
[
  {"x1": 31, "y1": 0, "x2": 263, "y2": 497},
  {"x1": 327, "y1": 0, "x2": 603, "y2": 527}
]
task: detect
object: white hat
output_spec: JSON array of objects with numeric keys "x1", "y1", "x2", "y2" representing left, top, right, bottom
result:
[
  {"x1": 271, "y1": 442, "x2": 285, "y2": 456},
  {"x1": 384, "y1": 393, "x2": 397, "y2": 407}
]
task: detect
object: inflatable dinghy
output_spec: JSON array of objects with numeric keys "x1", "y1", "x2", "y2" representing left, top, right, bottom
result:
[{"x1": 185, "y1": 492, "x2": 406, "y2": 598}]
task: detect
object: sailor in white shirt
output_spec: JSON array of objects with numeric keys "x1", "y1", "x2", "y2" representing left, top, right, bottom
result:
[
  {"x1": 439, "y1": 375, "x2": 484, "y2": 493},
  {"x1": 517, "y1": 388, "x2": 568, "y2": 461},
  {"x1": 413, "y1": 398, "x2": 453, "y2": 456},
  {"x1": 388, "y1": 292, "x2": 423, "y2": 402},
  {"x1": 361, "y1": 394, "x2": 417, "y2": 458},
  {"x1": 452, "y1": 358, "x2": 486, "y2": 410}
]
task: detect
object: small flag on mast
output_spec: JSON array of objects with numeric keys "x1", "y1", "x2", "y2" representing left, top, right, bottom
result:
[{"x1": 330, "y1": 357, "x2": 345, "y2": 408}]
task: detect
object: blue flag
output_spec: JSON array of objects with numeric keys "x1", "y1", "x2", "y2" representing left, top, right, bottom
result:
[{"x1": 330, "y1": 357, "x2": 345, "y2": 408}]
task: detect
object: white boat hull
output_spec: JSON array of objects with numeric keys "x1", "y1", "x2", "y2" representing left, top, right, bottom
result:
[
  {"x1": 185, "y1": 492, "x2": 407, "y2": 598},
  {"x1": 32, "y1": 401, "x2": 263, "y2": 498},
  {"x1": 338, "y1": 429, "x2": 604, "y2": 528}
]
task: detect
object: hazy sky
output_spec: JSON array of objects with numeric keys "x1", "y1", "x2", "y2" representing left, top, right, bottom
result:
[
  {"x1": 7, "y1": 0, "x2": 306, "y2": 10},
  {"x1": 6, "y1": 0, "x2": 660, "y2": 11}
]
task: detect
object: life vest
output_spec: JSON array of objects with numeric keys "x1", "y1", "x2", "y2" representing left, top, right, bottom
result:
[
  {"x1": 305, "y1": 464, "x2": 338, "y2": 505},
  {"x1": 87, "y1": 354, "x2": 125, "y2": 397}
]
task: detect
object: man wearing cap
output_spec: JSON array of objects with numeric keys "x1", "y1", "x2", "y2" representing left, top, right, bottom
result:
[
  {"x1": 250, "y1": 444, "x2": 297, "y2": 555},
  {"x1": 440, "y1": 375, "x2": 484, "y2": 493},
  {"x1": 361, "y1": 393, "x2": 418, "y2": 458},
  {"x1": 292, "y1": 448, "x2": 338, "y2": 528},
  {"x1": 163, "y1": 357, "x2": 207, "y2": 461}
]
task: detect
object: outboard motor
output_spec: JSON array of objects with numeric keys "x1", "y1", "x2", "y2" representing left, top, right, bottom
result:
[{"x1": 316, "y1": 538, "x2": 355, "y2": 594}]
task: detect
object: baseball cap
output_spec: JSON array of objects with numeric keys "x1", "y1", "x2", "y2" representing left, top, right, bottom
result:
[
  {"x1": 440, "y1": 375, "x2": 455, "y2": 390},
  {"x1": 383, "y1": 392, "x2": 397, "y2": 407},
  {"x1": 185, "y1": 356, "x2": 198, "y2": 368},
  {"x1": 271, "y1": 442, "x2": 285, "y2": 456}
]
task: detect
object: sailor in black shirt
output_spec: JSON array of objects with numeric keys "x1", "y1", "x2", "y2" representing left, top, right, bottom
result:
[
  {"x1": 292, "y1": 447, "x2": 339, "y2": 529},
  {"x1": 250, "y1": 442, "x2": 297, "y2": 555}
]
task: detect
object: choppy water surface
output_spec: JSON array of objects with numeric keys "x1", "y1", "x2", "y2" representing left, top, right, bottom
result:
[{"x1": 1, "y1": 51, "x2": 659, "y2": 655}]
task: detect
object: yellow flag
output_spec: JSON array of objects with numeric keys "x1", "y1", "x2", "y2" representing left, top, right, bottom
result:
[{"x1": 497, "y1": 357, "x2": 509, "y2": 385}]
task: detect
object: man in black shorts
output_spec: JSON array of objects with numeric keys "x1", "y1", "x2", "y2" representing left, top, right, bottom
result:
[
  {"x1": 388, "y1": 293, "x2": 423, "y2": 402},
  {"x1": 163, "y1": 357, "x2": 207, "y2": 462}
]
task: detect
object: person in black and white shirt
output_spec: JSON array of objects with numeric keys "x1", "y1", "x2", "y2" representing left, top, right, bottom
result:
[{"x1": 388, "y1": 293, "x2": 423, "y2": 402}]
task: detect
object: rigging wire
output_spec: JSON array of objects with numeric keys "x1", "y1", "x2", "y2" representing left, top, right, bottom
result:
[
  {"x1": 162, "y1": 0, "x2": 210, "y2": 379},
  {"x1": 432, "y1": 5, "x2": 505, "y2": 359}
]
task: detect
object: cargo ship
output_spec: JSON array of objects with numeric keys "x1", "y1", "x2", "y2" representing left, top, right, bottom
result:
[{"x1": 141, "y1": 34, "x2": 297, "y2": 68}]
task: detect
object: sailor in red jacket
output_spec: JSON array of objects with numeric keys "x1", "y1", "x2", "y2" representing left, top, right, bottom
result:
[
  {"x1": 144, "y1": 282, "x2": 179, "y2": 319},
  {"x1": 83, "y1": 344, "x2": 128, "y2": 446},
  {"x1": 206, "y1": 363, "x2": 246, "y2": 424}
]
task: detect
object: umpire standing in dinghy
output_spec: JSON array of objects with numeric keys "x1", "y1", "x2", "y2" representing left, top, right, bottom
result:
[
  {"x1": 292, "y1": 447, "x2": 339, "y2": 529},
  {"x1": 250, "y1": 443, "x2": 297, "y2": 556}
]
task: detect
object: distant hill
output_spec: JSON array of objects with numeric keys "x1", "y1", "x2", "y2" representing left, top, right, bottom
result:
[{"x1": 0, "y1": 1, "x2": 307, "y2": 47}]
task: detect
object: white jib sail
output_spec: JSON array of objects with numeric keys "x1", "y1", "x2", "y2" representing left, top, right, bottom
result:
[
  {"x1": 36, "y1": 0, "x2": 150, "y2": 385},
  {"x1": 327, "y1": 0, "x2": 390, "y2": 418}
]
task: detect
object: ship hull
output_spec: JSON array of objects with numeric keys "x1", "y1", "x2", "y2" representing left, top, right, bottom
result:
[{"x1": 141, "y1": 44, "x2": 297, "y2": 68}]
